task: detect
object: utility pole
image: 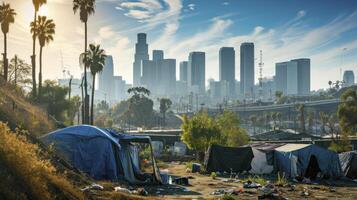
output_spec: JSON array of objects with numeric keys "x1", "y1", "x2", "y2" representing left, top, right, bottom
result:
[{"x1": 14, "y1": 55, "x2": 18, "y2": 85}]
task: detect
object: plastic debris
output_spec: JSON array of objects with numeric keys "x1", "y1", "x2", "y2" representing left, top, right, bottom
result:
[
  {"x1": 81, "y1": 183, "x2": 104, "y2": 191},
  {"x1": 114, "y1": 186, "x2": 132, "y2": 194}
]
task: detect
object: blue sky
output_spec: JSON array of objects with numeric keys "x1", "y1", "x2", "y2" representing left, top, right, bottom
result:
[{"x1": 6, "y1": 0, "x2": 357, "y2": 90}]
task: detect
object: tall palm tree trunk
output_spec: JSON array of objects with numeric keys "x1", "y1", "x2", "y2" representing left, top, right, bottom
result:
[
  {"x1": 84, "y1": 21, "x2": 89, "y2": 124},
  {"x1": 90, "y1": 74, "x2": 95, "y2": 125},
  {"x1": 3, "y1": 33, "x2": 8, "y2": 81},
  {"x1": 31, "y1": 11, "x2": 37, "y2": 98},
  {"x1": 38, "y1": 46, "x2": 43, "y2": 100}
]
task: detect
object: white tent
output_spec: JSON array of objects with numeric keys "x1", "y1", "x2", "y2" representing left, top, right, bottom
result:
[{"x1": 249, "y1": 147, "x2": 274, "y2": 174}]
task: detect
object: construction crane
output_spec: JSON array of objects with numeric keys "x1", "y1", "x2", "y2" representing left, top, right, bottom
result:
[{"x1": 258, "y1": 50, "x2": 264, "y2": 99}]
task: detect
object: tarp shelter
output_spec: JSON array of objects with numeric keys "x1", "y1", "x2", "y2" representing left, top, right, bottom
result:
[
  {"x1": 40, "y1": 125, "x2": 161, "y2": 184},
  {"x1": 339, "y1": 151, "x2": 357, "y2": 179},
  {"x1": 204, "y1": 144, "x2": 254, "y2": 173},
  {"x1": 249, "y1": 147, "x2": 274, "y2": 174},
  {"x1": 274, "y1": 144, "x2": 342, "y2": 178}
]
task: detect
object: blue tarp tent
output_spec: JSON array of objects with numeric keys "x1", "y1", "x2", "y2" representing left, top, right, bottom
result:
[
  {"x1": 40, "y1": 125, "x2": 161, "y2": 183},
  {"x1": 274, "y1": 144, "x2": 342, "y2": 178}
]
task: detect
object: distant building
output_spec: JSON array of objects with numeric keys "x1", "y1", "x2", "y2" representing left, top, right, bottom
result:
[
  {"x1": 240, "y1": 43, "x2": 255, "y2": 98},
  {"x1": 261, "y1": 77, "x2": 275, "y2": 100},
  {"x1": 141, "y1": 60, "x2": 156, "y2": 92},
  {"x1": 133, "y1": 33, "x2": 149, "y2": 86},
  {"x1": 179, "y1": 61, "x2": 188, "y2": 82},
  {"x1": 343, "y1": 70, "x2": 355, "y2": 87},
  {"x1": 275, "y1": 62, "x2": 288, "y2": 95},
  {"x1": 153, "y1": 50, "x2": 164, "y2": 61},
  {"x1": 157, "y1": 59, "x2": 176, "y2": 95},
  {"x1": 219, "y1": 47, "x2": 235, "y2": 98},
  {"x1": 98, "y1": 55, "x2": 114, "y2": 96},
  {"x1": 275, "y1": 58, "x2": 311, "y2": 96},
  {"x1": 58, "y1": 78, "x2": 82, "y2": 98},
  {"x1": 113, "y1": 76, "x2": 126, "y2": 101},
  {"x1": 188, "y1": 52, "x2": 205, "y2": 94}
]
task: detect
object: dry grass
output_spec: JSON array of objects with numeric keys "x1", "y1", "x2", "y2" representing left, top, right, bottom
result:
[
  {"x1": 0, "y1": 122, "x2": 84, "y2": 200},
  {"x1": 0, "y1": 79, "x2": 54, "y2": 135}
]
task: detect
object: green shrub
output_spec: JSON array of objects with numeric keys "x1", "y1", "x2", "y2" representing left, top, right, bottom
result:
[{"x1": 211, "y1": 172, "x2": 217, "y2": 179}]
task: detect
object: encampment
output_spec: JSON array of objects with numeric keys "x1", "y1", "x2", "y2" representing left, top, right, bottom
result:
[
  {"x1": 40, "y1": 125, "x2": 161, "y2": 184},
  {"x1": 274, "y1": 144, "x2": 342, "y2": 179},
  {"x1": 339, "y1": 151, "x2": 357, "y2": 179}
]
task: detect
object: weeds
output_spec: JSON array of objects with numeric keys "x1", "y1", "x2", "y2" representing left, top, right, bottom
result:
[{"x1": 276, "y1": 172, "x2": 288, "y2": 186}]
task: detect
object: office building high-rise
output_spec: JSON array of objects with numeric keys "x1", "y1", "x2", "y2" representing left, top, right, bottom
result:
[
  {"x1": 343, "y1": 70, "x2": 355, "y2": 87},
  {"x1": 153, "y1": 50, "x2": 164, "y2": 61},
  {"x1": 275, "y1": 62, "x2": 288, "y2": 95},
  {"x1": 133, "y1": 33, "x2": 149, "y2": 86},
  {"x1": 275, "y1": 58, "x2": 310, "y2": 96},
  {"x1": 141, "y1": 60, "x2": 156, "y2": 91},
  {"x1": 179, "y1": 61, "x2": 188, "y2": 82},
  {"x1": 240, "y1": 42, "x2": 255, "y2": 98},
  {"x1": 219, "y1": 47, "x2": 235, "y2": 97},
  {"x1": 188, "y1": 52, "x2": 205, "y2": 94},
  {"x1": 157, "y1": 59, "x2": 176, "y2": 95},
  {"x1": 294, "y1": 59, "x2": 310, "y2": 95},
  {"x1": 98, "y1": 55, "x2": 114, "y2": 93}
]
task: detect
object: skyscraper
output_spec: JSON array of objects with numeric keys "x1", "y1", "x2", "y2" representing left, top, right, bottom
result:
[
  {"x1": 188, "y1": 52, "x2": 205, "y2": 94},
  {"x1": 179, "y1": 61, "x2": 188, "y2": 82},
  {"x1": 240, "y1": 43, "x2": 255, "y2": 98},
  {"x1": 157, "y1": 59, "x2": 176, "y2": 95},
  {"x1": 343, "y1": 70, "x2": 355, "y2": 87},
  {"x1": 275, "y1": 58, "x2": 310, "y2": 96},
  {"x1": 153, "y1": 50, "x2": 164, "y2": 61},
  {"x1": 292, "y1": 58, "x2": 310, "y2": 95},
  {"x1": 275, "y1": 62, "x2": 288, "y2": 95},
  {"x1": 141, "y1": 60, "x2": 156, "y2": 91},
  {"x1": 133, "y1": 33, "x2": 149, "y2": 86},
  {"x1": 219, "y1": 47, "x2": 235, "y2": 97},
  {"x1": 98, "y1": 55, "x2": 114, "y2": 94}
]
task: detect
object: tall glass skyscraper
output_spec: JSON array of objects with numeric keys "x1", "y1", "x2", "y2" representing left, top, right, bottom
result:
[
  {"x1": 240, "y1": 42, "x2": 255, "y2": 98},
  {"x1": 179, "y1": 61, "x2": 188, "y2": 82},
  {"x1": 188, "y1": 52, "x2": 205, "y2": 94},
  {"x1": 133, "y1": 33, "x2": 149, "y2": 86},
  {"x1": 219, "y1": 47, "x2": 235, "y2": 97}
]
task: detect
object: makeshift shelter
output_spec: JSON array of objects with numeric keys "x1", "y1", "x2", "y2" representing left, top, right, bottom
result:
[
  {"x1": 204, "y1": 144, "x2": 254, "y2": 173},
  {"x1": 40, "y1": 125, "x2": 161, "y2": 183},
  {"x1": 339, "y1": 151, "x2": 357, "y2": 179},
  {"x1": 274, "y1": 144, "x2": 342, "y2": 179},
  {"x1": 249, "y1": 147, "x2": 274, "y2": 174}
]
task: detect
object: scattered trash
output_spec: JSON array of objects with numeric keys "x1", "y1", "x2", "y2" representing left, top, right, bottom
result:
[
  {"x1": 243, "y1": 180, "x2": 261, "y2": 188},
  {"x1": 300, "y1": 187, "x2": 310, "y2": 197},
  {"x1": 81, "y1": 183, "x2": 104, "y2": 192},
  {"x1": 245, "y1": 188, "x2": 258, "y2": 194},
  {"x1": 211, "y1": 189, "x2": 225, "y2": 195},
  {"x1": 302, "y1": 177, "x2": 312, "y2": 184},
  {"x1": 114, "y1": 186, "x2": 132, "y2": 194},
  {"x1": 192, "y1": 163, "x2": 201, "y2": 173},
  {"x1": 329, "y1": 187, "x2": 336, "y2": 192},
  {"x1": 136, "y1": 188, "x2": 148, "y2": 196},
  {"x1": 232, "y1": 188, "x2": 244, "y2": 195},
  {"x1": 160, "y1": 169, "x2": 169, "y2": 184},
  {"x1": 174, "y1": 177, "x2": 189, "y2": 185}
]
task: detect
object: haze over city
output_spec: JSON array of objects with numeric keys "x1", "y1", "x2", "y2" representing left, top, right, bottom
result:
[{"x1": 5, "y1": 0, "x2": 357, "y2": 90}]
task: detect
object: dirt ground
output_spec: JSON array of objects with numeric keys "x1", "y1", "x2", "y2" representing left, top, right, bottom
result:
[{"x1": 145, "y1": 162, "x2": 357, "y2": 200}]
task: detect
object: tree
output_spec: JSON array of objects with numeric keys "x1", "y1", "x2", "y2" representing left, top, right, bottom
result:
[
  {"x1": 319, "y1": 112, "x2": 328, "y2": 134},
  {"x1": 31, "y1": 16, "x2": 55, "y2": 99},
  {"x1": 124, "y1": 87, "x2": 154, "y2": 128},
  {"x1": 307, "y1": 111, "x2": 314, "y2": 132},
  {"x1": 81, "y1": 44, "x2": 106, "y2": 125},
  {"x1": 7, "y1": 55, "x2": 31, "y2": 86},
  {"x1": 250, "y1": 115, "x2": 257, "y2": 135},
  {"x1": 296, "y1": 104, "x2": 305, "y2": 132},
  {"x1": 73, "y1": 0, "x2": 95, "y2": 124},
  {"x1": 338, "y1": 88, "x2": 357, "y2": 135},
  {"x1": 181, "y1": 112, "x2": 221, "y2": 152},
  {"x1": 159, "y1": 98, "x2": 172, "y2": 127},
  {"x1": 41, "y1": 80, "x2": 70, "y2": 122},
  {"x1": 265, "y1": 112, "x2": 271, "y2": 130},
  {"x1": 0, "y1": 2, "x2": 16, "y2": 81},
  {"x1": 216, "y1": 110, "x2": 249, "y2": 147},
  {"x1": 271, "y1": 112, "x2": 277, "y2": 130},
  {"x1": 276, "y1": 112, "x2": 282, "y2": 128},
  {"x1": 67, "y1": 95, "x2": 81, "y2": 125},
  {"x1": 31, "y1": 0, "x2": 47, "y2": 97}
]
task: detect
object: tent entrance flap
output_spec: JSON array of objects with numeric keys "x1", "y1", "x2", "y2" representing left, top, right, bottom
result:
[{"x1": 304, "y1": 155, "x2": 321, "y2": 179}]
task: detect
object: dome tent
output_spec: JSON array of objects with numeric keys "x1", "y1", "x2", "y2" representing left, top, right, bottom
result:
[
  {"x1": 40, "y1": 125, "x2": 161, "y2": 184},
  {"x1": 339, "y1": 151, "x2": 357, "y2": 179}
]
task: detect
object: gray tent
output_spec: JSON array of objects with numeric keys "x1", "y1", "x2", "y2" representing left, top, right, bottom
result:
[{"x1": 339, "y1": 151, "x2": 357, "y2": 179}]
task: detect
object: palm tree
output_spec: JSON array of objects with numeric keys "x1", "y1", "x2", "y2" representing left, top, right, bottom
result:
[
  {"x1": 73, "y1": 0, "x2": 95, "y2": 124},
  {"x1": 81, "y1": 44, "x2": 106, "y2": 125},
  {"x1": 0, "y1": 2, "x2": 16, "y2": 82},
  {"x1": 31, "y1": 16, "x2": 55, "y2": 99},
  {"x1": 31, "y1": 0, "x2": 47, "y2": 97}
]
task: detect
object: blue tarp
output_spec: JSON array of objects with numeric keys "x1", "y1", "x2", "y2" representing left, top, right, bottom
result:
[
  {"x1": 274, "y1": 144, "x2": 342, "y2": 178},
  {"x1": 40, "y1": 125, "x2": 152, "y2": 181}
]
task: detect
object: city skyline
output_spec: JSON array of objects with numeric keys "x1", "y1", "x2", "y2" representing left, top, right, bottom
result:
[{"x1": 4, "y1": 0, "x2": 357, "y2": 90}]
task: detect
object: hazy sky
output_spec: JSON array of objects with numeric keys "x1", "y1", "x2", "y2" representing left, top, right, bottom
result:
[{"x1": 3, "y1": 0, "x2": 357, "y2": 90}]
